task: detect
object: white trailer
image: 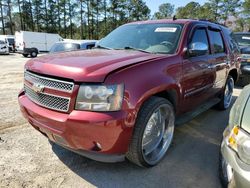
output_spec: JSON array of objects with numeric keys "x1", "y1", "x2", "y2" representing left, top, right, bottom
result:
[{"x1": 15, "y1": 31, "x2": 63, "y2": 57}]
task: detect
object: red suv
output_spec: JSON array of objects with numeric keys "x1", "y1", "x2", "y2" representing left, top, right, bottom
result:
[{"x1": 18, "y1": 19, "x2": 240, "y2": 167}]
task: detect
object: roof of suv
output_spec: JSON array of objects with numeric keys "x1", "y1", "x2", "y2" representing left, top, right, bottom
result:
[{"x1": 126, "y1": 19, "x2": 228, "y2": 30}]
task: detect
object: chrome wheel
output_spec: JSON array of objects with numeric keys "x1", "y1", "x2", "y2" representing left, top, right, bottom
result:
[
  {"x1": 142, "y1": 104, "x2": 174, "y2": 165},
  {"x1": 224, "y1": 77, "x2": 234, "y2": 109}
]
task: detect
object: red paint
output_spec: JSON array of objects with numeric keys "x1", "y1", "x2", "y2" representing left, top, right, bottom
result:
[{"x1": 18, "y1": 19, "x2": 240, "y2": 157}]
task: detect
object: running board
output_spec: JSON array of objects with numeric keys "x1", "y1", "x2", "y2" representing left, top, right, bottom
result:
[{"x1": 175, "y1": 98, "x2": 221, "y2": 126}]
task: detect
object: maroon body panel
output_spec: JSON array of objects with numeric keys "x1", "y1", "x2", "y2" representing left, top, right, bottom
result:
[{"x1": 18, "y1": 19, "x2": 240, "y2": 160}]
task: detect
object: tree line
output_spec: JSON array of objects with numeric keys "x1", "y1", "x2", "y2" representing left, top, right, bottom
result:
[
  {"x1": 152, "y1": 0, "x2": 250, "y2": 32},
  {"x1": 0, "y1": 0, "x2": 249, "y2": 40}
]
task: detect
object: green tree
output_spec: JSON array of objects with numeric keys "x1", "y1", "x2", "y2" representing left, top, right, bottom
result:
[
  {"x1": 220, "y1": 0, "x2": 241, "y2": 23},
  {"x1": 176, "y1": 2, "x2": 201, "y2": 19},
  {"x1": 242, "y1": 0, "x2": 250, "y2": 31},
  {"x1": 153, "y1": 3, "x2": 174, "y2": 19},
  {"x1": 208, "y1": 0, "x2": 221, "y2": 21}
]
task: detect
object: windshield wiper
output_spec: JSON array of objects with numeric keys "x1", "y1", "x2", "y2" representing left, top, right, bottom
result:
[
  {"x1": 116, "y1": 46, "x2": 152, "y2": 53},
  {"x1": 94, "y1": 45, "x2": 113, "y2": 50}
]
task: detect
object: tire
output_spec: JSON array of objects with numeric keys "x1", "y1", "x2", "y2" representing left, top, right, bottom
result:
[
  {"x1": 219, "y1": 151, "x2": 235, "y2": 188},
  {"x1": 22, "y1": 54, "x2": 28, "y2": 57},
  {"x1": 126, "y1": 97, "x2": 175, "y2": 167},
  {"x1": 218, "y1": 76, "x2": 234, "y2": 110},
  {"x1": 30, "y1": 51, "x2": 38, "y2": 58}
]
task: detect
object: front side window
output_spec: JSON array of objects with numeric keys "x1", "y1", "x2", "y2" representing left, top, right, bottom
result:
[
  {"x1": 208, "y1": 30, "x2": 225, "y2": 54},
  {"x1": 98, "y1": 23, "x2": 183, "y2": 54},
  {"x1": 189, "y1": 28, "x2": 210, "y2": 56},
  {"x1": 7, "y1": 38, "x2": 14, "y2": 45}
]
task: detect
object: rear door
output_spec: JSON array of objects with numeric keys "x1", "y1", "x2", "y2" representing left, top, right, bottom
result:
[
  {"x1": 181, "y1": 26, "x2": 216, "y2": 112},
  {"x1": 207, "y1": 27, "x2": 228, "y2": 92}
]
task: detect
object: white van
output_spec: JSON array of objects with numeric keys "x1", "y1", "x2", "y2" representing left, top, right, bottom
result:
[
  {"x1": 15, "y1": 31, "x2": 63, "y2": 57},
  {"x1": 0, "y1": 39, "x2": 9, "y2": 55}
]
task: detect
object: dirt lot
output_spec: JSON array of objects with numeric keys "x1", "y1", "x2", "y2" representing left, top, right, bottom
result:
[{"x1": 0, "y1": 53, "x2": 242, "y2": 188}]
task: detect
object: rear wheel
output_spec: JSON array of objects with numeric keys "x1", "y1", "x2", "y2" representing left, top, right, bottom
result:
[
  {"x1": 30, "y1": 51, "x2": 38, "y2": 58},
  {"x1": 218, "y1": 76, "x2": 234, "y2": 110},
  {"x1": 126, "y1": 97, "x2": 175, "y2": 167}
]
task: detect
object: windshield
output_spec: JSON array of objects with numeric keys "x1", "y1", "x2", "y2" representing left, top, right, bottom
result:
[
  {"x1": 0, "y1": 40, "x2": 5, "y2": 44},
  {"x1": 7, "y1": 38, "x2": 14, "y2": 45},
  {"x1": 235, "y1": 34, "x2": 250, "y2": 46},
  {"x1": 50, "y1": 42, "x2": 80, "y2": 53},
  {"x1": 98, "y1": 23, "x2": 183, "y2": 54}
]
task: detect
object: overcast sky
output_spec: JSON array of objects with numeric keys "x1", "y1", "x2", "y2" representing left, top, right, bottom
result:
[{"x1": 145, "y1": 0, "x2": 208, "y2": 15}]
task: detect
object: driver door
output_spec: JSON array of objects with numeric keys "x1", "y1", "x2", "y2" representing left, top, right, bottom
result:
[{"x1": 181, "y1": 26, "x2": 216, "y2": 112}]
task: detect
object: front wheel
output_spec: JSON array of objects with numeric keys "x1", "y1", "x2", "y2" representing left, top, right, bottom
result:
[
  {"x1": 126, "y1": 97, "x2": 175, "y2": 167},
  {"x1": 219, "y1": 151, "x2": 234, "y2": 188},
  {"x1": 218, "y1": 76, "x2": 234, "y2": 110}
]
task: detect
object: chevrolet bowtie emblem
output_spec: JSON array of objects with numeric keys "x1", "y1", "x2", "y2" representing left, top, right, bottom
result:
[{"x1": 32, "y1": 83, "x2": 45, "y2": 93}]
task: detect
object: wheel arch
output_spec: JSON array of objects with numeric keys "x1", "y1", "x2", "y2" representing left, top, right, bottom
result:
[
  {"x1": 228, "y1": 68, "x2": 238, "y2": 83},
  {"x1": 153, "y1": 89, "x2": 178, "y2": 112},
  {"x1": 136, "y1": 84, "x2": 181, "y2": 116}
]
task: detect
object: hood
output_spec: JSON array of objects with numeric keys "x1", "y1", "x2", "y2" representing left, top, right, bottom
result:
[{"x1": 25, "y1": 49, "x2": 161, "y2": 82}]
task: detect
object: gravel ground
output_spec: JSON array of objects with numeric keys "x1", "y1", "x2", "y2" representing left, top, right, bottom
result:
[{"x1": 0, "y1": 53, "x2": 242, "y2": 188}]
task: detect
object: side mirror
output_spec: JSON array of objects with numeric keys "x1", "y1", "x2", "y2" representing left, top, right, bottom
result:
[{"x1": 189, "y1": 42, "x2": 208, "y2": 57}]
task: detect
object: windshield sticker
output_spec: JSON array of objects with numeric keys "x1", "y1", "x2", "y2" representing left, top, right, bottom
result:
[
  {"x1": 155, "y1": 27, "x2": 177, "y2": 32},
  {"x1": 242, "y1": 36, "x2": 250, "y2": 40}
]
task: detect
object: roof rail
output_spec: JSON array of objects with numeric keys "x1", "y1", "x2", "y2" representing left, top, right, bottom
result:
[{"x1": 197, "y1": 19, "x2": 227, "y2": 27}]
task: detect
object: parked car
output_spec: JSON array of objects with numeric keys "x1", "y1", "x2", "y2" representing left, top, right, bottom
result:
[
  {"x1": 49, "y1": 40, "x2": 97, "y2": 53},
  {"x1": 15, "y1": 31, "x2": 63, "y2": 58},
  {"x1": 220, "y1": 84, "x2": 250, "y2": 188},
  {"x1": 0, "y1": 35, "x2": 15, "y2": 52},
  {"x1": 18, "y1": 19, "x2": 240, "y2": 167},
  {"x1": 0, "y1": 39, "x2": 9, "y2": 55},
  {"x1": 234, "y1": 32, "x2": 250, "y2": 86}
]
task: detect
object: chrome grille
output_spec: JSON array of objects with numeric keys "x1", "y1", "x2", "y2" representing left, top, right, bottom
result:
[
  {"x1": 24, "y1": 85, "x2": 70, "y2": 112},
  {"x1": 25, "y1": 71, "x2": 74, "y2": 93}
]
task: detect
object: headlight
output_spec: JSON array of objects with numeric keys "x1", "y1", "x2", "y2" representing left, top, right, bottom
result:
[
  {"x1": 75, "y1": 84, "x2": 124, "y2": 111},
  {"x1": 226, "y1": 126, "x2": 250, "y2": 165}
]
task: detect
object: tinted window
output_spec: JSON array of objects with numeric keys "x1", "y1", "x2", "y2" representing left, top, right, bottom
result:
[
  {"x1": 50, "y1": 43, "x2": 80, "y2": 53},
  {"x1": 7, "y1": 38, "x2": 14, "y2": 45},
  {"x1": 190, "y1": 28, "x2": 209, "y2": 55},
  {"x1": 86, "y1": 44, "x2": 95, "y2": 49},
  {"x1": 208, "y1": 30, "x2": 225, "y2": 53}
]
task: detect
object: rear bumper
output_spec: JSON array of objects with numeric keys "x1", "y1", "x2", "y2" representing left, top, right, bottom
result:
[
  {"x1": 18, "y1": 90, "x2": 134, "y2": 162},
  {"x1": 221, "y1": 140, "x2": 250, "y2": 188}
]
